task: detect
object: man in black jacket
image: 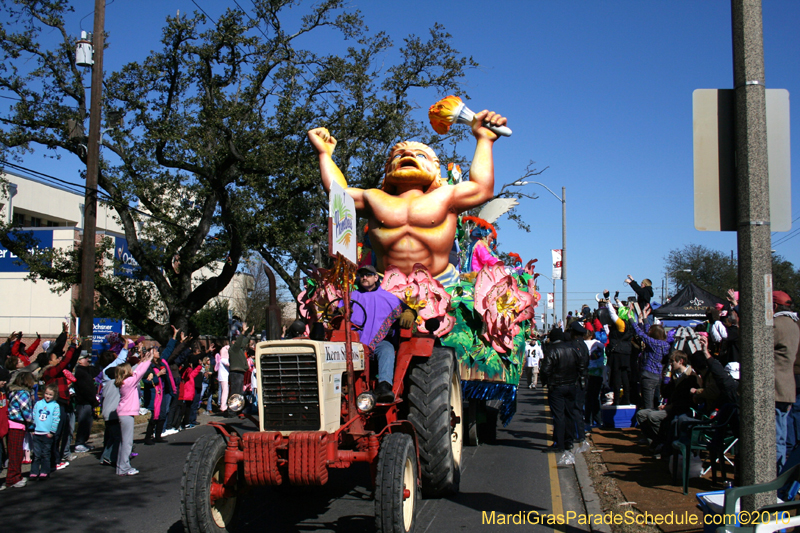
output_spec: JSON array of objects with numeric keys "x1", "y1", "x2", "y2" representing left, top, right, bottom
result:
[
  {"x1": 541, "y1": 322, "x2": 588, "y2": 454},
  {"x1": 227, "y1": 323, "x2": 254, "y2": 416},
  {"x1": 625, "y1": 274, "x2": 654, "y2": 310}
]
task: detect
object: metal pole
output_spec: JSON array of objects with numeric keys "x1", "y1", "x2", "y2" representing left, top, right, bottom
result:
[
  {"x1": 262, "y1": 264, "x2": 282, "y2": 340},
  {"x1": 732, "y1": 0, "x2": 773, "y2": 512},
  {"x1": 561, "y1": 187, "x2": 567, "y2": 324},
  {"x1": 553, "y1": 278, "x2": 556, "y2": 328},
  {"x1": 79, "y1": 0, "x2": 105, "y2": 353}
]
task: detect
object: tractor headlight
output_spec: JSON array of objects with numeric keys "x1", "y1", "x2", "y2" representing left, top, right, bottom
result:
[
  {"x1": 356, "y1": 392, "x2": 376, "y2": 413},
  {"x1": 227, "y1": 393, "x2": 245, "y2": 413}
]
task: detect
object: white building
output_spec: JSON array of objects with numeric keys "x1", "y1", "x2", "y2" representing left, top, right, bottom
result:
[{"x1": 0, "y1": 170, "x2": 253, "y2": 336}]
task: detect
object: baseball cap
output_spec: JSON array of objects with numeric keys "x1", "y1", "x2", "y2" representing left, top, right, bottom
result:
[
  {"x1": 569, "y1": 321, "x2": 587, "y2": 335},
  {"x1": 773, "y1": 291, "x2": 792, "y2": 306},
  {"x1": 357, "y1": 265, "x2": 378, "y2": 275}
]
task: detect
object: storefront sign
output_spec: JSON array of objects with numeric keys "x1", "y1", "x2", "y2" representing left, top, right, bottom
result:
[{"x1": 0, "y1": 229, "x2": 53, "y2": 272}]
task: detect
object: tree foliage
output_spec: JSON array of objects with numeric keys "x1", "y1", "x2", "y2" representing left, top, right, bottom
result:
[
  {"x1": 0, "y1": 0, "x2": 476, "y2": 343},
  {"x1": 664, "y1": 244, "x2": 800, "y2": 307},
  {"x1": 190, "y1": 299, "x2": 229, "y2": 338}
]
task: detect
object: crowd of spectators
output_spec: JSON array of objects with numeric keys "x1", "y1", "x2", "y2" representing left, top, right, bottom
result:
[
  {"x1": 534, "y1": 274, "x2": 774, "y2": 476},
  {"x1": 0, "y1": 321, "x2": 259, "y2": 489}
]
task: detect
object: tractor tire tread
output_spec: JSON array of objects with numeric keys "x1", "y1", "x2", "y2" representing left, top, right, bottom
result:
[
  {"x1": 407, "y1": 346, "x2": 460, "y2": 498},
  {"x1": 375, "y1": 433, "x2": 416, "y2": 533}
]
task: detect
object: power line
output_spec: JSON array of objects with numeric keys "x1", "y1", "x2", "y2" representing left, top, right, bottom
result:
[
  {"x1": 1, "y1": 159, "x2": 193, "y2": 231},
  {"x1": 772, "y1": 214, "x2": 800, "y2": 237},
  {"x1": 773, "y1": 226, "x2": 800, "y2": 247},
  {"x1": 189, "y1": 0, "x2": 213, "y2": 22}
]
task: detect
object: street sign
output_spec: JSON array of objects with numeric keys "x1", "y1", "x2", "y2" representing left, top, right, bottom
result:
[{"x1": 693, "y1": 88, "x2": 791, "y2": 231}]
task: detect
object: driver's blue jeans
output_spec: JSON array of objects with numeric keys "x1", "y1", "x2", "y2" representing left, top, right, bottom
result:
[{"x1": 374, "y1": 340, "x2": 396, "y2": 385}]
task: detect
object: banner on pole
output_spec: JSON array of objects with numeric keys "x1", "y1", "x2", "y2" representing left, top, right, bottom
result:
[
  {"x1": 551, "y1": 249, "x2": 562, "y2": 280},
  {"x1": 328, "y1": 182, "x2": 357, "y2": 264},
  {"x1": 547, "y1": 293, "x2": 554, "y2": 310}
]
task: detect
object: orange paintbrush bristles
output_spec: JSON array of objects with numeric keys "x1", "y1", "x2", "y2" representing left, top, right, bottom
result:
[{"x1": 428, "y1": 95, "x2": 464, "y2": 134}]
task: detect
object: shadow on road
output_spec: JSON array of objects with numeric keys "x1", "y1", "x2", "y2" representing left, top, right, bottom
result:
[
  {"x1": 445, "y1": 490, "x2": 546, "y2": 515},
  {"x1": 231, "y1": 463, "x2": 376, "y2": 532}
]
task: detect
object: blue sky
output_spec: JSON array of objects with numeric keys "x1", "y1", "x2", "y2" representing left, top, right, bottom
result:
[{"x1": 6, "y1": 0, "x2": 799, "y2": 319}]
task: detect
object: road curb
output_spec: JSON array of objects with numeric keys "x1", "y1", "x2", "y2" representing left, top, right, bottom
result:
[{"x1": 574, "y1": 449, "x2": 612, "y2": 533}]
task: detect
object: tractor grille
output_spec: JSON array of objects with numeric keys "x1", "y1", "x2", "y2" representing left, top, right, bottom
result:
[{"x1": 259, "y1": 351, "x2": 320, "y2": 431}]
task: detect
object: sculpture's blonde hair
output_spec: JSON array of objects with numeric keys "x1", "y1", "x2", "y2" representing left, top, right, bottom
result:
[{"x1": 382, "y1": 142, "x2": 444, "y2": 194}]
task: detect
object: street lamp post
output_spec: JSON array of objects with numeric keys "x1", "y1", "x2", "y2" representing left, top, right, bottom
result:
[
  {"x1": 514, "y1": 181, "x2": 566, "y2": 323},
  {"x1": 536, "y1": 272, "x2": 556, "y2": 333},
  {"x1": 664, "y1": 269, "x2": 692, "y2": 302}
]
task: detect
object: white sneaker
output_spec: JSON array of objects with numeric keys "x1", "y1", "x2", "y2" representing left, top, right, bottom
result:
[
  {"x1": 74, "y1": 445, "x2": 89, "y2": 453},
  {"x1": 11, "y1": 478, "x2": 28, "y2": 488},
  {"x1": 118, "y1": 468, "x2": 139, "y2": 476},
  {"x1": 56, "y1": 461, "x2": 69, "y2": 470}
]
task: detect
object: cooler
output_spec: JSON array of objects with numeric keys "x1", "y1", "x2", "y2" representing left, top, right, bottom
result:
[{"x1": 600, "y1": 404, "x2": 637, "y2": 428}]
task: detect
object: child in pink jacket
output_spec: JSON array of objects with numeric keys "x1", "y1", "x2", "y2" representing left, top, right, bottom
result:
[
  {"x1": 115, "y1": 348, "x2": 153, "y2": 476},
  {"x1": 178, "y1": 356, "x2": 203, "y2": 429}
]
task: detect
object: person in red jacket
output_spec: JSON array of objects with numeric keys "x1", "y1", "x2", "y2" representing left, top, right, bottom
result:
[
  {"x1": 41, "y1": 337, "x2": 77, "y2": 471},
  {"x1": 178, "y1": 356, "x2": 203, "y2": 429},
  {"x1": 12, "y1": 332, "x2": 41, "y2": 366}
]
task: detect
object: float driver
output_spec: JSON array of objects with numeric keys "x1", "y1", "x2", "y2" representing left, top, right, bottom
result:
[
  {"x1": 308, "y1": 109, "x2": 507, "y2": 287},
  {"x1": 349, "y1": 265, "x2": 415, "y2": 403}
]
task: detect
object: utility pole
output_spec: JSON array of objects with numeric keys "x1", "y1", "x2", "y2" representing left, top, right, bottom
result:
[
  {"x1": 732, "y1": 0, "x2": 773, "y2": 512},
  {"x1": 78, "y1": 0, "x2": 105, "y2": 353},
  {"x1": 262, "y1": 264, "x2": 283, "y2": 340}
]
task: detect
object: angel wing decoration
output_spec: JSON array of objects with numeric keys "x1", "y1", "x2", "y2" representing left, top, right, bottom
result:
[{"x1": 478, "y1": 197, "x2": 519, "y2": 224}]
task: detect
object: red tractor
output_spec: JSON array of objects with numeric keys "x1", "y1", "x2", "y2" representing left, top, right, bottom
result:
[{"x1": 180, "y1": 299, "x2": 463, "y2": 533}]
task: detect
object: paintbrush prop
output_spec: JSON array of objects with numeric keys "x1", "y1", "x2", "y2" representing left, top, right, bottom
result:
[{"x1": 428, "y1": 95, "x2": 513, "y2": 137}]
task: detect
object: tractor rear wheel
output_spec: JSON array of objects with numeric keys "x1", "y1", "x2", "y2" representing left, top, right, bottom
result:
[
  {"x1": 375, "y1": 433, "x2": 418, "y2": 533},
  {"x1": 407, "y1": 346, "x2": 462, "y2": 498},
  {"x1": 181, "y1": 433, "x2": 239, "y2": 533}
]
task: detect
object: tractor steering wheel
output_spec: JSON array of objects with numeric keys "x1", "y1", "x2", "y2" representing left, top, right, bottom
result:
[{"x1": 322, "y1": 298, "x2": 367, "y2": 332}]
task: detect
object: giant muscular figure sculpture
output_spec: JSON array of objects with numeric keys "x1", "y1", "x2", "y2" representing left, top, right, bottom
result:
[{"x1": 309, "y1": 110, "x2": 507, "y2": 283}]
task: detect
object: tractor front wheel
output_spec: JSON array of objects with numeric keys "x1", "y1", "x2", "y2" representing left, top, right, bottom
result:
[
  {"x1": 181, "y1": 433, "x2": 239, "y2": 533},
  {"x1": 408, "y1": 346, "x2": 462, "y2": 497},
  {"x1": 375, "y1": 433, "x2": 418, "y2": 533}
]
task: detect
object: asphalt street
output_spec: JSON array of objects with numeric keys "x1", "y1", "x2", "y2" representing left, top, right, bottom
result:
[{"x1": 2, "y1": 387, "x2": 588, "y2": 533}]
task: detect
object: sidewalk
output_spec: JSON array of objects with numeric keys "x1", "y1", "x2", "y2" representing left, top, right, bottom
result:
[{"x1": 587, "y1": 427, "x2": 732, "y2": 533}]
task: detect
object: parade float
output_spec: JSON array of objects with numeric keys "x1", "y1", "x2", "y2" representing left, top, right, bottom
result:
[
  {"x1": 180, "y1": 96, "x2": 537, "y2": 533},
  {"x1": 300, "y1": 94, "x2": 539, "y2": 438}
]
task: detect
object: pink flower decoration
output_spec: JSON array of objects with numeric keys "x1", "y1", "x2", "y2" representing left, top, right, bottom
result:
[
  {"x1": 382, "y1": 263, "x2": 454, "y2": 336},
  {"x1": 474, "y1": 263, "x2": 535, "y2": 353},
  {"x1": 523, "y1": 259, "x2": 542, "y2": 307}
]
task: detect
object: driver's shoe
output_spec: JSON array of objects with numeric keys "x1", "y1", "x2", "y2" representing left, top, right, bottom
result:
[{"x1": 375, "y1": 381, "x2": 395, "y2": 403}]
